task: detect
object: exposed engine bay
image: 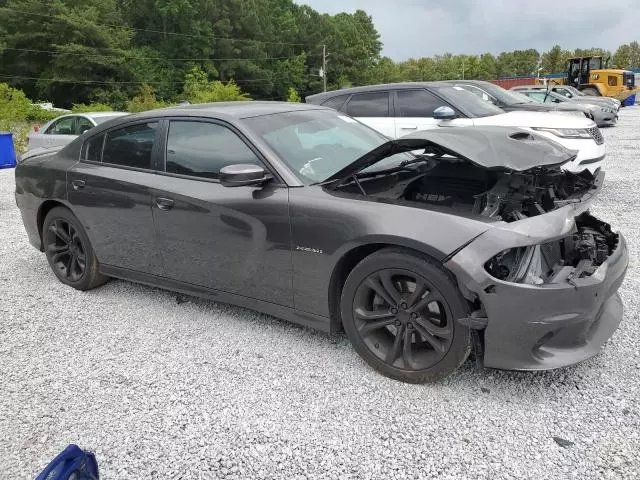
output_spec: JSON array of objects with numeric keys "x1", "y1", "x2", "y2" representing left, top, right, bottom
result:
[
  {"x1": 484, "y1": 214, "x2": 618, "y2": 284},
  {"x1": 403, "y1": 161, "x2": 598, "y2": 223},
  {"x1": 336, "y1": 157, "x2": 600, "y2": 223}
]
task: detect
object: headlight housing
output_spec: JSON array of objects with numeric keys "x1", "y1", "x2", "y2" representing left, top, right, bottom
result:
[
  {"x1": 485, "y1": 246, "x2": 544, "y2": 285},
  {"x1": 533, "y1": 127, "x2": 592, "y2": 139}
]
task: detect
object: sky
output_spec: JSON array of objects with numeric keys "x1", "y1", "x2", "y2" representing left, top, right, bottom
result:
[{"x1": 296, "y1": 0, "x2": 639, "y2": 60}]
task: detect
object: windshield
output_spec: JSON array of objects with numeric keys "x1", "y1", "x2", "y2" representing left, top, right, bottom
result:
[
  {"x1": 92, "y1": 114, "x2": 128, "y2": 125},
  {"x1": 475, "y1": 82, "x2": 536, "y2": 105},
  {"x1": 433, "y1": 86, "x2": 504, "y2": 117},
  {"x1": 243, "y1": 109, "x2": 413, "y2": 183}
]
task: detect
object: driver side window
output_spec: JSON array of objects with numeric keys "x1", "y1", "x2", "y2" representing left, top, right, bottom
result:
[
  {"x1": 165, "y1": 121, "x2": 261, "y2": 180},
  {"x1": 46, "y1": 117, "x2": 76, "y2": 135}
]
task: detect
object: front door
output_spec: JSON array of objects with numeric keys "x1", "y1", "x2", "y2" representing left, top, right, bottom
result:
[
  {"x1": 150, "y1": 119, "x2": 293, "y2": 307},
  {"x1": 67, "y1": 121, "x2": 164, "y2": 275},
  {"x1": 44, "y1": 116, "x2": 79, "y2": 148},
  {"x1": 393, "y1": 89, "x2": 473, "y2": 138}
]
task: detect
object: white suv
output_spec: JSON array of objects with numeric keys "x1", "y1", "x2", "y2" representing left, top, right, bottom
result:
[{"x1": 306, "y1": 82, "x2": 605, "y2": 173}]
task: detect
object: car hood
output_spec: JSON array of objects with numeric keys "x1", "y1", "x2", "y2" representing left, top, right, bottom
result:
[
  {"x1": 567, "y1": 97, "x2": 618, "y2": 108},
  {"x1": 322, "y1": 126, "x2": 578, "y2": 184},
  {"x1": 474, "y1": 110, "x2": 596, "y2": 128},
  {"x1": 504, "y1": 102, "x2": 586, "y2": 112}
]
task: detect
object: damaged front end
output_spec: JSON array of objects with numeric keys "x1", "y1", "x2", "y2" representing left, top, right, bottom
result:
[
  {"x1": 484, "y1": 214, "x2": 617, "y2": 285},
  {"x1": 446, "y1": 209, "x2": 628, "y2": 371}
]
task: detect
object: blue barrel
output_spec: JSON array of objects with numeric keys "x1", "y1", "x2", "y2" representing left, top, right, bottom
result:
[
  {"x1": 622, "y1": 93, "x2": 636, "y2": 107},
  {"x1": 0, "y1": 132, "x2": 16, "y2": 169}
]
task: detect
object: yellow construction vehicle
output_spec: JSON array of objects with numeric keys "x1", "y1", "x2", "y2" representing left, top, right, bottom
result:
[{"x1": 539, "y1": 56, "x2": 637, "y2": 103}]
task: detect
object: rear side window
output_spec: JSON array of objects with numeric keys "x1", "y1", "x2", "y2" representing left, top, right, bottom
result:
[
  {"x1": 165, "y1": 121, "x2": 261, "y2": 180},
  {"x1": 83, "y1": 134, "x2": 105, "y2": 162},
  {"x1": 396, "y1": 89, "x2": 449, "y2": 117},
  {"x1": 321, "y1": 95, "x2": 349, "y2": 111},
  {"x1": 345, "y1": 92, "x2": 390, "y2": 117},
  {"x1": 102, "y1": 122, "x2": 158, "y2": 169}
]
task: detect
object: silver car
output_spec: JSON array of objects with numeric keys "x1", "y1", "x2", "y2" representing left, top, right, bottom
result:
[
  {"x1": 511, "y1": 84, "x2": 621, "y2": 111},
  {"x1": 515, "y1": 89, "x2": 617, "y2": 127},
  {"x1": 27, "y1": 112, "x2": 129, "y2": 151}
]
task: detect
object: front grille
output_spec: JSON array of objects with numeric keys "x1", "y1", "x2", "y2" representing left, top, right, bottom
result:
[{"x1": 587, "y1": 126, "x2": 604, "y2": 145}]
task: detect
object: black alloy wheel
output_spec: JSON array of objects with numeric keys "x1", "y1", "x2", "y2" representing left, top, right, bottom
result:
[
  {"x1": 341, "y1": 248, "x2": 470, "y2": 383},
  {"x1": 46, "y1": 219, "x2": 87, "y2": 282},
  {"x1": 353, "y1": 269, "x2": 453, "y2": 370},
  {"x1": 43, "y1": 207, "x2": 108, "y2": 290}
]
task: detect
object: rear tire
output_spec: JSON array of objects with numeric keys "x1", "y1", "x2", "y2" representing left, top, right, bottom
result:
[
  {"x1": 582, "y1": 87, "x2": 600, "y2": 96},
  {"x1": 43, "y1": 207, "x2": 108, "y2": 291},
  {"x1": 340, "y1": 248, "x2": 471, "y2": 383}
]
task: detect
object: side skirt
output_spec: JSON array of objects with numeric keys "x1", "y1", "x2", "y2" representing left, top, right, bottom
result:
[{"x1": 100, "y1": 264, "x2": 331, "y2": 333}]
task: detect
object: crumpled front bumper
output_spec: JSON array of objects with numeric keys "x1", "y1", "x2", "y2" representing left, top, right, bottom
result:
[{"x1": 445, "y1": 208, "x2": 628, "y2": 371}]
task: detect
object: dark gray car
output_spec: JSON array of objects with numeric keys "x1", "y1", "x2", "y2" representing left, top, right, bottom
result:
[
  {"x1": 14, "y1": 102, "x2": 628, "y2": 383},
  {"x1": 438, "y1": 79, "x2": 596, "y2": 120}
]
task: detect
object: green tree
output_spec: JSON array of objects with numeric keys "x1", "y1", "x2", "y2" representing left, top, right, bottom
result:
[
  {"x1": 126, "y1": 84, "x2": 167, "y2": 112},
  {"x1": 182, "y1": 66, "x2": 251, "y2": 103},
  {"x1": 629, "y1": 41, "x2": 640, "y2": 68},
  {"x1": 71, "y1": 103, "x2": 114, "y2": 113},
  {"x1": 286, "y1": 87, "x2": 301, "y2": 102},
  {"x1": 613, "y1": 44, "x2": 631, "y2": 68},
  {"x1": 477, "y1": 53, "x2": 497, "y2": 80}
]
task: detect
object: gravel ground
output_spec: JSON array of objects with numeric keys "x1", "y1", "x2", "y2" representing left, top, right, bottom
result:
[{"x1": 1, "y1": 109, "x2": 639, "y2": 480}]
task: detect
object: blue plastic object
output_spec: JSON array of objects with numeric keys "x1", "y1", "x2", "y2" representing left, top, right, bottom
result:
[
  {"x1": 35, "y1": 444, "x2": 99, "y2": 480},
  {"x1": 622, "y1": 93, "x2": 636, "y2": 107},
  {"x1": 0, "y1": 132, "x2": 16, "y2": 169}
]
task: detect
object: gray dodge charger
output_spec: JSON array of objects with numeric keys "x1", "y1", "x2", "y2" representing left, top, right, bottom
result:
[{"x1": 14, "y1": 102, "x2": 628, "y2": 383}]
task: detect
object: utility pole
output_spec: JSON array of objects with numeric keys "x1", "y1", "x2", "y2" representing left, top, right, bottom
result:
[{"x1": 322, "y1": 44, "x2": 328, "y2": 93}]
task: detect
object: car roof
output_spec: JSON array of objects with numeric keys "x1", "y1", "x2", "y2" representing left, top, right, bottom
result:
[
  {"x1": 84, "y1": 111, "x2": 129, "y2": 118},
  {"x1": 306, "y1": 82, "x2": 459, "y2": 103},
  {"x1": 438, "y1": 80, "x2": 493, "y2": 86},
  {"x1": 136, "y1": 101, "x2": 329, "y2": 120}
]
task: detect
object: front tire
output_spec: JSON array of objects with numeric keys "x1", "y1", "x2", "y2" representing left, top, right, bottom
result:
[
  {"x1": 340, "y1": 248, "x2": 471, "y2": 383},
  {"x1": 43, "y1": 207, "x2": 108, "y2": 291}
]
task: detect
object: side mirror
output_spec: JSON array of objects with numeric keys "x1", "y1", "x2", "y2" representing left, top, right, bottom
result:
[
  {"x1": 220, "y1": 164, "x2": 270, "y2": 187},
  {"x1": 433, "y1": 106, "x2": 457, "y2": 120}
]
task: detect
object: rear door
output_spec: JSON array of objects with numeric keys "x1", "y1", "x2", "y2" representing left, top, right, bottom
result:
[
  {"x1": 150, "y1": 118, "x2": 293, "y2": 306},
  {"x1": 394, "y1": 89, "x2": 473, "y2": 137},
  {"x1": 67, "y1": 121, "x2": 164, "y2": 275},
  {"x1": 343, "y1": 91, "x2": 395, "y2": 137}
]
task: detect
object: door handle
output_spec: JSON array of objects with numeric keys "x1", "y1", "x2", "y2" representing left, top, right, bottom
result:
[
  {"x1": 155, "y1": 197, "x2": 174, "y2": 211},
  {"x1": 71, "y1": 180, "x2": 86, "y2": 190},
  {"x1": 400, "y1": 126, "x2": 418, "y2": 130}
]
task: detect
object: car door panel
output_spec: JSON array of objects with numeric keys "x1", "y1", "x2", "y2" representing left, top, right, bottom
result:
[
  {"x1": 151, "y1": 177, "x2": 292, "y2": 306},
  {"x1": 393, "y1": 89, "x2": 473, "y2": 137},
  {"x1": 150, "y1": 119, "x2": 293, "y2": 307},
  {"x1": 67, "y1": 121, "x2": 164, "y2": 275},
  {"x1": 45, "y1": 116, "x2": 78, "y2": 148},
  {"x1": 67, "y1": 163, "x2": 164, "y2": 275}
]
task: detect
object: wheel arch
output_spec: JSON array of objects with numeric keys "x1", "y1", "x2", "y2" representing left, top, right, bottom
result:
[
  {"x1": 37, "y1": 200, "x2": 71, "y2": 251},
  {"x1": 327, "y1": 239, "x2": 450, "y2": 334}
]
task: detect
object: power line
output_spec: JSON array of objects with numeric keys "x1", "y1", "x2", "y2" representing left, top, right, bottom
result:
[
  {"x1": 0, "y1": 73, "x2": 314, "y2": 86},
  {"x1": 1, "y1": 8, "x2": 315, "y2": 48},
  {"x1": 1, "y1": 46, "x2": 320, "y2": 62}
]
